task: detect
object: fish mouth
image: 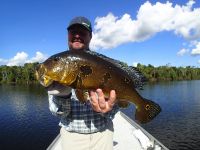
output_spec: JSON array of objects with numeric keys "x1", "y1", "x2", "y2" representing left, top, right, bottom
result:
[
  {"x1": 35, "y1": 69, "x2": 54, "y2": 87},
  {"x1": 40, "y1": 75, "x2": 54, "y2": 87}
]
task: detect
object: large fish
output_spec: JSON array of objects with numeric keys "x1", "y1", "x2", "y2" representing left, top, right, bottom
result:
[{"x1": 36, "y1": 50, "x2": 161, "y2": 123}]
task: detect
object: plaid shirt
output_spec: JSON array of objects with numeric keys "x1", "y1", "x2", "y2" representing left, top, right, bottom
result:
[{"x1": 48, "y1": 90, "x2": 119, "y2": 134}]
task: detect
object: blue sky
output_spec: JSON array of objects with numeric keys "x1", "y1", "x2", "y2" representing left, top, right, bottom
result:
[{"x1": 1, "y1": 0, "x2": 200, "y2": 67}]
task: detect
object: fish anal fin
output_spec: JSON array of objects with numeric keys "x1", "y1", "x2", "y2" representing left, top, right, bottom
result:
[{"x1": 117, "y1": 100, "x2": 130, "y2": 108}]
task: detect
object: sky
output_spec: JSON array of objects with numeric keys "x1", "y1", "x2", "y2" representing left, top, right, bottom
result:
[{"x1": 1, "y1": 0, "x2": 200, "y2": 67}]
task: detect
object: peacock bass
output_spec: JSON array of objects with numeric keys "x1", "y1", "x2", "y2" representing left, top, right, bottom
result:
[{"x1": 35, "y1": 50, "x2": 161, "y2": 123}]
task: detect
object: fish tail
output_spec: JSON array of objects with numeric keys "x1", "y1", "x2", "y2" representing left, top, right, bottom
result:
[{"x1": 135, "y1": 99, "x2": 161, "y2": 123}]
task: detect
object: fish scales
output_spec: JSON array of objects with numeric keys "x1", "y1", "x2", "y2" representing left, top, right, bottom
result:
[
  {"x1": 86, "y1": 50, "x2": 146, "y2": 89},
  {"x1": 36, "y1": 50, "x2": 161, "y2": 123}
]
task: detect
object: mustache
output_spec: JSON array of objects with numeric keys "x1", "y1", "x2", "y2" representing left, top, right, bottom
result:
[{"x1": 72, "y1": 37, "x2": 84, "y2": 43}]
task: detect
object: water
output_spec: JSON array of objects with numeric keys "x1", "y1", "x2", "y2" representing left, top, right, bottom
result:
[
  {"x1": 0, "y1": 84, "x2": 60, "y2": 150},
  {"x1": 0, "y1": 81, "x2": 200, "y2": 150},
  {"x1": 122, "y1": 80, "x2": 200, "y2": 150}
]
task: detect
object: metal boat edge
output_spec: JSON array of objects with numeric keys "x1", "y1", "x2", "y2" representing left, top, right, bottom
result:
[
  {"x1": 119, "y1": 111, "x2": 169, "y2": 150},
  {"x1": 47, "y1": 111, "x2": 169, "y2": 150}
]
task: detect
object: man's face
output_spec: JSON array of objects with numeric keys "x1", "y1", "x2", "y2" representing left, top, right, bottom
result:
[{"x1": 68, "y1": 25, "x2": 92, "y2": 50}]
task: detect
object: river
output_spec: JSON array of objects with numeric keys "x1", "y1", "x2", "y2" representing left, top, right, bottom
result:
[{"x1": 0, "y1": 80, "x2": 200, "y2": 150}]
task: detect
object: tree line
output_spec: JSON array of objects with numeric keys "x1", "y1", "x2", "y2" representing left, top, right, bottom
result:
[
  {"x1": 0, "y1": 62, "x2": 200, "y2": 84},
  {"x1": 137, "y1": 63, "x2": 200, "y2": 82},
  {"x1": 0, "y1": 63, "x2": 39, "y2": 84}
]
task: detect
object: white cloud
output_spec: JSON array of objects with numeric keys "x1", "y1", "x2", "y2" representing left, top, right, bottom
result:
[
  {"x1": 0, "y1": 51, "x2": 47, "y2": 66},
  {"x1": 133, "y1": 62, "x2": 138, "y2": 67},
  {"x1": 7, "y1": 52, "x2": 28, "y2": 66},
  {"x1": 90, "y1": 13, "x2": 136, "y2": 49},
  {"x1": 177, "y1": 48, "x2": 189, "y2": 56},
  {"x1": 198, "y1": 60, "x2": 200, "y2": 64},
  {"x1": 26, "y1": 51, "x2": 47, "y2": 63},
  {"x1": 90, "y1": 0, "x2": 200, "y2": 50},
  {"x1": 191, "y1": 41, "x2": 200, "y2": 56}
]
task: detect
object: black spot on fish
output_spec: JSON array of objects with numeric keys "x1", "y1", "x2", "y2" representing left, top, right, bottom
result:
[
  {"x1": 103, "y1": 72, "x2": 111, "y2": 83},
  {"x1": 145, "y1": 104, "x2": 150, "y2": 110},
  {"x1": 99, "y1": 72, "x2": 111, "y2": 88},
  {"x1": 80, "y1": 65, "x2": 92, "y2": 76},
  {"x1": 70, "y1": 75, "x2": 82, "y2": 88}
]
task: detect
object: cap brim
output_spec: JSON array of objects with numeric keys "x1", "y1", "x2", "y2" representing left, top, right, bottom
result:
[{"x1": 67, "y1": 23, "x2": 91, "y2": 32}]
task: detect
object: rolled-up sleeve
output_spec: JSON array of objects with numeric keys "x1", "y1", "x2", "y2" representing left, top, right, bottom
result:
[{"x1": 48, "y1": 94, "x2": 71, "y2": 117}]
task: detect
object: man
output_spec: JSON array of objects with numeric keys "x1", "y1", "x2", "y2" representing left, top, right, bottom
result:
[{"x1": 47, "y1": 16, "x2": 119, "y2": 150}]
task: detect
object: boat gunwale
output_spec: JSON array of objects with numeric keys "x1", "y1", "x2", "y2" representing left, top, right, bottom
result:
[
  {"x1": 119, "y1": 111, "x2": 169, "y2": 150},
  {"x1": 46, "y1": 111, "x2": 169, "y2": 150},
  {"x1": 47, "y1": 134, "x2": 61, "y2": 150}
]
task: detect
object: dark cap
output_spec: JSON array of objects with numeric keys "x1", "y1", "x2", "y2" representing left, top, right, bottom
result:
[{"x1": 67, "y1": 16, "x2": 92, "y2": 32}]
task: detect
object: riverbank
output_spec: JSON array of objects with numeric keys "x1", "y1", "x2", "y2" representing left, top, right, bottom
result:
[{"x1": 1, "y1": 63, "x2": 200, "y2": 84}]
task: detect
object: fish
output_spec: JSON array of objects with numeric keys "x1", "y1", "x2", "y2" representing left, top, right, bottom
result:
[{"x1": 35, "y1": 50, "x2": 161, "y2": 123}]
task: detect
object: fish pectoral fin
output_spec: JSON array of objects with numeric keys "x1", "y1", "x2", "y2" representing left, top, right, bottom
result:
[
  {"x1": 60, "y1": 71, "x2": 78, "y2": 85},
  {"x1": 117, "y1": 100, "x2": 130, "y2": 108},
  {"x1": 75, "y1": 89, "x2": 89, "y2": 103},
  {"x1": 135, "y1": 99, "x2": 161, "y2": 124}
]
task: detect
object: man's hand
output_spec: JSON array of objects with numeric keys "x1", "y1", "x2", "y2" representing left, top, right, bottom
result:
[{"x1": 89, "y1": 89, "x2": 116, "y2": 113}]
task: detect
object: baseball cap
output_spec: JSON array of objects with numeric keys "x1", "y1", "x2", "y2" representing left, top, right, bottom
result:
[{"x1": 67, "y1": 16, "x2": 92, "y2": 32}]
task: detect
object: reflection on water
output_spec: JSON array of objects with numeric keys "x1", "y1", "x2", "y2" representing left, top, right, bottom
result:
[
  {"x1": 0, "y1": 84, "x2": 59, "y2": 150},
  {"x1": 0, "y1": 81, "x2": 200, "y2": 150},
  {"x1": 131, "y1": 80, "x2": 200, "y2": 150}
]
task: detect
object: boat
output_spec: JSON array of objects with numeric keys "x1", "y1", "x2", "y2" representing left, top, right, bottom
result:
[{"x1": 47, "y1": 111, "x2": 169, "y2": 150}]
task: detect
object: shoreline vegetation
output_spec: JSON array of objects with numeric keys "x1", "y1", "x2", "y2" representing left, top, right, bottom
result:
[{"x1": 0, "y1": 62, "x2": 200, "y2": 84}]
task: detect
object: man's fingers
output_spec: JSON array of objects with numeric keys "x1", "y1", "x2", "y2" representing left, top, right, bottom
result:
[
  {"x1": 108, "y1": 90, "x2": 116, "y2": 107},
  {"x1": 89, "y1": 89, "x2": 117, "y2": 113},
  {"x1": 96, "y1": 89, "x2": 106, "y2": 109},
  {"x1": 89, "y1": 91, "x2": 101, "y2": 112}
]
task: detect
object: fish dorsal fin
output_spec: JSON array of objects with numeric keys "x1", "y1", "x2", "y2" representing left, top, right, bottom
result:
[
  {"x1": 126, "y1": 66, "x2": 147, "y2": 89},
  {"x1": 85, "y1": 50, "x2": 146, "y2": 89}
]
